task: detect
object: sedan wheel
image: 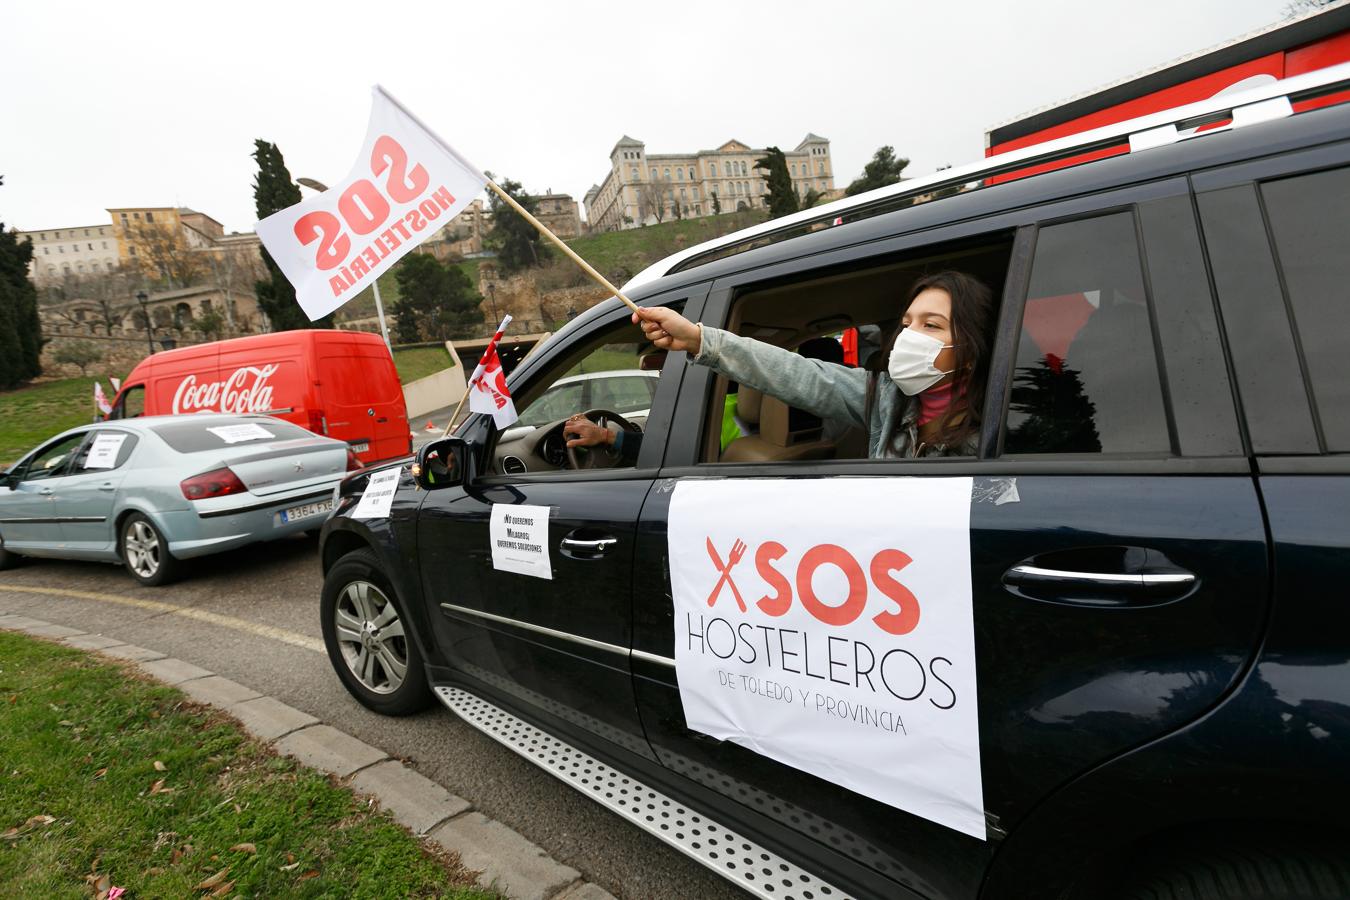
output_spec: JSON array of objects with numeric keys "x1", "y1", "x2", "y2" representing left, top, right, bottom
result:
[
  {"x1": 334, "y1": 580, "x2": 408, "y2": 695},
  {"x1": 120, "y1": 513, "x2": 181, "y2": 586},
  {"x1": 320, "y1": 547, "x2": 431, "y2": 715}
]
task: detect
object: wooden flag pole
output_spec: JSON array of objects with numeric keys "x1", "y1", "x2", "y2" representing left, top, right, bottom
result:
[{"x1": 484, "y1": 180, "x2": 642, "y2": 314}]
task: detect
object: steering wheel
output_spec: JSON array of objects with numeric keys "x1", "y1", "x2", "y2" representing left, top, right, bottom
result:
[{"x1": 564, "y1": 409, "x2": 640, "y2": 470}]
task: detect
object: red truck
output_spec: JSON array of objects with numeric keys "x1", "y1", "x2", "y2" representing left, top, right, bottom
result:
[
  {"x1": 108, "y1": 330, "x2": 411, "y2": 465},
  {"x1": 986, "y1": 4, "x2": 1350, "y2": 183}
]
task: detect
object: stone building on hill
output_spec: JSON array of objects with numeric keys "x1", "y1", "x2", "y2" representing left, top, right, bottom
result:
[{"x1": 584, "y1": 134, "x2": 835, "y2": 232}]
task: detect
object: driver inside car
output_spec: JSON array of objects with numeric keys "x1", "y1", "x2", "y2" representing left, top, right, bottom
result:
[{"x1": 563, "y1": 413, "x2": 642, "y2": 463}]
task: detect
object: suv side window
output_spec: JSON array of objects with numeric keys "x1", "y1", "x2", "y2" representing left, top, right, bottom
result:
[
  {"x1": 1259, "y1": 166, "x2": 1350, "y2": 452},
  {"x1": 1004, "y1": 212, "x2": 1171, "y2": 455}
]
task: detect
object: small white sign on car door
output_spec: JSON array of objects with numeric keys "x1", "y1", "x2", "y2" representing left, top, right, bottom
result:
[
  {"x1": 667, "y1": 477, "x2": 985, "y2": 839},
  {"x1": 489, "y1": 504, "x2": 552, "y2": 580},
  {"x1": 351, "y1": 467, "x2": 401, "y2": 519}
]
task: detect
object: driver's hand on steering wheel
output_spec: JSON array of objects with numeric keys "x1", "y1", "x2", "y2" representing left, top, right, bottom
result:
[{"x1": 564, "y1": 415, "x2": 614, "y2": 449}]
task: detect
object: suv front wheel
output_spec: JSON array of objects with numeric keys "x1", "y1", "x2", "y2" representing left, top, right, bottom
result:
[{"x1": 321, "y1": 548, "x2": 432, "y2": 716}]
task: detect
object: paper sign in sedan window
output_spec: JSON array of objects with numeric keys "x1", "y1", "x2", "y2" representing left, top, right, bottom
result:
[
  {"x1": 151, "y1": 418, "x2": 311, "y2": 452},
  {"x1": 83, "y1": 433, "x2": 129, "y2": 469}
]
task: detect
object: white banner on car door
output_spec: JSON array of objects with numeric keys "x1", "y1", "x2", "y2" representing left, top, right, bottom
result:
[{"x1": 667, "y1": 477, "x2": 985, "y2": 839}]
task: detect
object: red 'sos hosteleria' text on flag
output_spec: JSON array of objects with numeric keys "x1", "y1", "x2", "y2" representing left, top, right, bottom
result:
[
  {"x1": 293, "y1": 136, "x2": 455, "y2": 299},
  {"x1": 255, "y1": 86, "x2": 488, "y2": 322}
]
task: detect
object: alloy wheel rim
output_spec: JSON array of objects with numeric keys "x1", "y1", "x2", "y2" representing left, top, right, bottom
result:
[
  {"x1": 334, "y1": 580, "x2": 408, "y2": 695},
  {"x1": 124, "y1": 520, "x2": 160, "y2": 578}
]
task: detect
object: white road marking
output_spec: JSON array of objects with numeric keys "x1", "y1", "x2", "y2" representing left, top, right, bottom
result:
[{"x1": 0, "y1": 583, "x2": 325, "y2": 653}]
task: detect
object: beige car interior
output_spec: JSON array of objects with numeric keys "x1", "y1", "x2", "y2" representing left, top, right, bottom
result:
[{"x1": 707, "y1": 239, "x2": 1013, "y2": 463}]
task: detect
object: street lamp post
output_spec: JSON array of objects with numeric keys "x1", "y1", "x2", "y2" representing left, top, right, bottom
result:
[
  {"x1": 486, "y1": 282, "x2": 498, "y2": 323},
  {"x1": 298, "y1": 177, "x2": 392, "y2": 352},
  {"x1": 136, "y1": 291, "x2": 153, "y2": 356}
]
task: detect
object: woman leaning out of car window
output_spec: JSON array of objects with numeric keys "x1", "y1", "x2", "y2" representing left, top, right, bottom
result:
[{"x1": 634, "y1": 270, "x2": 994, "y2": 459}]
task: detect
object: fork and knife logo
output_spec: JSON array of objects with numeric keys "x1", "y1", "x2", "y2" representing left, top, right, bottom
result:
[{"x1": 706, "y1": 537, "x2": 748, "y2": 612}]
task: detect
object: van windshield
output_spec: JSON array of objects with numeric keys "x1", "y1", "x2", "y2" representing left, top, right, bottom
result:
[{"x1": 150, "y1": 417, "x2": 315, "y2": 453}]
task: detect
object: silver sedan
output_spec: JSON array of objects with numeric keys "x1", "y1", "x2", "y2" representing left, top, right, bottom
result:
[{"x1": 0, "y1": 414, "x2": 358, "y2": 585}]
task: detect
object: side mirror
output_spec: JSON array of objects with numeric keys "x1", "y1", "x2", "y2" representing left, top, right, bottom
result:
[
  {"x1": 412, "y1": 437, "x2": 474, "y2": 490},
  {"x1": 2, "y1": 472, "x2": 18, "y2": 490}
]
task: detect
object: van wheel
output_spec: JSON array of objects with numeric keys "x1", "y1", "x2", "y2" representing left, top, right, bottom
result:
[
  {"x1": 1115, "y1": 841, "x2": 1350, "y2": 899},
  {"x1": 0, "y1": 533, "x2": 23, "y2": 570},
  {"x1": 321, "y1": 548, "x2": 432, "y2": 716},
  {"x1": 120, "y1": 513, "x2": 181, "y2": 586}
]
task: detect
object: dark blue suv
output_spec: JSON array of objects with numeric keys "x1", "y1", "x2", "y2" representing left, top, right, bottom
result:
[{"x1": 319, "y1": 69, "x2": 1350, "y2": 900}]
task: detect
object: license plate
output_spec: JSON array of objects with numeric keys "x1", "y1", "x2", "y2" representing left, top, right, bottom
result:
[
  {"x1": 351, "y1": 442, "x2": 370, "y2": 454},
  {"x1": 278, "y1": 498, "x2": 335, "y2": 525}
]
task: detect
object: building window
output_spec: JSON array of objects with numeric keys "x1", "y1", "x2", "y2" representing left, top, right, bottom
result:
[
  {"x1": 102, "y1": 241, "x2": 108, "y2": 249},
  {"x1": 120, "y1": 214, "x2": 128, "y2": 226},
  {"x1": 43, "y1": 248, "x2": 48, "y2": 255},
  {"x1": 88, "y1": 243, "x2": 93, "y2": 250},
  {"x1": 663, "y1": 168, "x2": 670, "y2": 180},
  {"x1": 791, "y1": 164, "x2": 797, "y2": 175},
  {"x1": 146, "y1": 212, "x2": 154, "y2": 222},
  {"x1": 129, "y1": 246, "x2": 137, "y2": 256},
  {"x1": 650, "y1": 168, "x2": 657, "y2": 180},
  {"x1": 818, "y1": 161, "x2": 825, "y2": 174},
  {"x1": 58, "y1": 246, "x2": 64, "y2": 253},
  {"x1": 133, "y1": 213, "x2": 141, "y2": 220},
  {"x1": 676, "y1": 168, "x2": 683, "y2": 181},
  {"x1": 84, "y1": 229, "x2": 90, "y2": 236},
  {"x1": 710, "y1": 163, "x2": 717, "y2": 177},
  {"x1": 631, "y1": 168, "x2": 638, "y2": 180},
  {"x1": 55, "y1": 231, "x2": 61, "y2": 238}
]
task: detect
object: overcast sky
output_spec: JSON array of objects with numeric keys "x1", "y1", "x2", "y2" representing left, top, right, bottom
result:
[{"x1": 2, "y1": 0, "x2": 1293, "y2": 234}]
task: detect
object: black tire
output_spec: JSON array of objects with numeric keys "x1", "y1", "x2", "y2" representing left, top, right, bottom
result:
[
  {"x1": 1116, "y1": 840, "x2": 1350, "y2": 900},
  {"x1": 0, "y1": 532, "x2": 23, "y2": 570},
  {"x1": 119, "y1": 512, "x2": 182, "y2": 587},
  {"x1": 321, "y1": 548, "x2": 432, "y2": 716}
]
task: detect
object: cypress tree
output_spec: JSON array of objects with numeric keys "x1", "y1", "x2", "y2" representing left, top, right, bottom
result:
[
  {"x1": 0, "y1": 222, "x2": 42, "y2": 388},
  {"x1": 754, "y1": 147, "x2": 799, "y2": 220},
  {"x1": 251, "y1": 140, "x2": 332, "y2": 330}
]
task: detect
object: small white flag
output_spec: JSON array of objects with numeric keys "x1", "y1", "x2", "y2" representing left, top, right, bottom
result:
[
  {"x1": 255, "y1": 85, "x2": 489, "y2": 321},
  {"x1": 467, "y1": 316, "x2": 518, "y2": 430},
  {"x1": 110, "y1": 376, "x2": 121, "y2": 392},
  {"x1": 93, "y1": 381, "x2": 112, "y2": 415}
]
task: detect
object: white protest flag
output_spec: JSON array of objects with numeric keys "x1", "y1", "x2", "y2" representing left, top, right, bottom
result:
[
  {"x1": 93, "y1": 381, "x2": 112, "y2": 415},
  {"x1": 467, "y1": 315, "x2": 518, "y2": 430},
  {"x1": 255, "y1": 86, "x2": 488, "y2": 321}
]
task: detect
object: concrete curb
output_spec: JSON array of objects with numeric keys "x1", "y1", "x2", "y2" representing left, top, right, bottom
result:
[{"x1": 0, "y1": 615, "x2": 616, "y2": 900}]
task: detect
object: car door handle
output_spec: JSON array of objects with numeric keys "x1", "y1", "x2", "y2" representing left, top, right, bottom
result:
[
  {"x1": 1002, "y1": 560, "x2": 1197, "y2": 608},
  {"x1": 1004, "y1": 565, "x2": 1195, "y2": 588},
  {"x1": 558, "y1": 539, "x2": 618, "y2": 553},
  {"x1": 98, "y1": 483, "x2": 116, "y2": 492},
  {"x1": 560, "y1": 534, "x2": 618, "y2": 559},
  {"x1": 38, "y1": 487, "x2": 54, "y2": 496}
]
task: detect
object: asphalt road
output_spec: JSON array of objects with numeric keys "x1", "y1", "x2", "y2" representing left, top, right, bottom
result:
[{"x1": 0, "y1": 538, "x2": 745, "y2": 900}]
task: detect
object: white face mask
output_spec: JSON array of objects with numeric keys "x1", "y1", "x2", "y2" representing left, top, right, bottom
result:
[{"x1": 887, "y1": 328, "x2": 954, "y2": 396}]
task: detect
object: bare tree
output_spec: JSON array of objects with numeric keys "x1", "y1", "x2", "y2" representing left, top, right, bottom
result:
[
  {"x1": 636, "y1": 179, "x2": 668, "y2": 225},
  {"x1": 123, "y1": 221, "x2": 205, "y2": 288}
]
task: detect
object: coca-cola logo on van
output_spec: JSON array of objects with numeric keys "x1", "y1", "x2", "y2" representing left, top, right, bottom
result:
[{"x1": 172, "y1": 364, "x2": 279, "y2": 415}]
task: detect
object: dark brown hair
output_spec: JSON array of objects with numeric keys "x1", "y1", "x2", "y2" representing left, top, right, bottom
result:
[{"x1": 900, "y1": 270, "x2": 995, "y2": 450}]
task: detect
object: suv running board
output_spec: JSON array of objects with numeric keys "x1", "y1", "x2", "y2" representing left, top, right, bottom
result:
[{"x1": 434, "y1": 686, "x2": 850, "y2": 900}]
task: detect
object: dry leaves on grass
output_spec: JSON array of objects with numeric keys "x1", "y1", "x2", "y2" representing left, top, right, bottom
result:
[
  {"x1": 229, "y1": 842, "x2": 256, "y2": 854},
  {"x1": 195, "y1": 867, "x2": 230, "y2": 890},
  {"x1": 153, "y1": 760, "x2": 167, "y2": 772},
  {"x1": 2, "y1": 814, "x2": 56, "y2": 841},
  {"x1": 148, "y1": 779, "x2": 174, "y2": 795}
]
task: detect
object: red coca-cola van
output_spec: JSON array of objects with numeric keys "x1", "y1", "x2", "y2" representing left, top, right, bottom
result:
[{"x1": 108, "y1": 330, "x2": 411, "y2": 465}]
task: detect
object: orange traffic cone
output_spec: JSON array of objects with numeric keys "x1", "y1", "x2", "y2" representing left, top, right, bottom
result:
[{"x1": 424, "y1": 420, "x2": 437, "y2": 432}]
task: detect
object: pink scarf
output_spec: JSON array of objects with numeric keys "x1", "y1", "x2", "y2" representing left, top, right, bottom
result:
[{"x1": 917, "y1": 381, "x2": 965, "y2": 426}]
